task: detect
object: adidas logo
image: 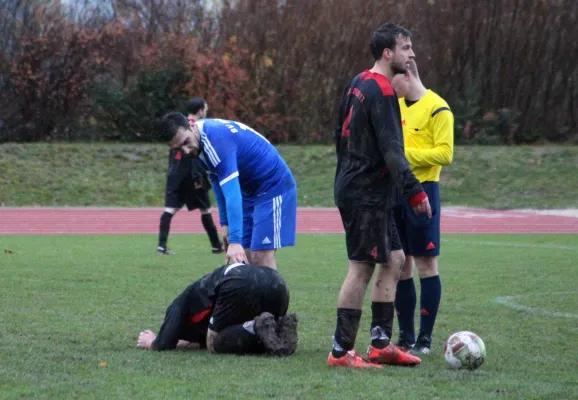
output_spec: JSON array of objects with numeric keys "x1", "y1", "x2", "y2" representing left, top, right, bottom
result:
[
  {"x1": 426, "y1": 242, "x2": 436, "y2": 250},
  {"x1": 262, "y1": 237, "x2": 271, "y2": 245}
]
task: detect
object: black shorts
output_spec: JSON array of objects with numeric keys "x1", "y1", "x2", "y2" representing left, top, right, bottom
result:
[
  {"x1": 165, "y1": 178, "x2": 211, "y2": 211},
  {"x1": 393, "y1": 181, "x2": 441, "y2": 256},
  {"x1": 338, "y1": 207, "x2": 402, "y2": 264},
  {"x1": 209, "y1": 264, "x2": 290, "y2": 332}
]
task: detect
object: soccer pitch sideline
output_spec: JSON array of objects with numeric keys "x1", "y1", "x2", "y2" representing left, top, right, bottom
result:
[{"x1": 1, "y1": 233, "x2": 576, "y2": 399}]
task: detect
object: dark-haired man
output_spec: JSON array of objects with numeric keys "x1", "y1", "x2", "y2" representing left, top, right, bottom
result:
[
  {"x1": 157, "y1": 113, "x2": 297, "y2": 271},
  {"x1": 157, "y1": 97, "x2": 223, "y2": 255},
  {"x1": 329, "y1": 23, "x2": 431, "y2": 368}
]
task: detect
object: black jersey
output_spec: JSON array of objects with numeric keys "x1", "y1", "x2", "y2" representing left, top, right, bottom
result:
[
  {"x1": 334, "y1": 70, "x2": 423, "y2": 209},
  {"x1": 151, "y1": 265, "x2": 226, "y2": 351},
  {"x1": 151, "y1": 264, "x2": 287, "y2": 351},
  {"x1": 165, "y1": 149, "x2": 211, "y2": 193}
]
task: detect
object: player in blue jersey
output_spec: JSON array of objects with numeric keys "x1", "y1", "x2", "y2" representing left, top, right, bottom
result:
[{"x1": 157, "y1": 112, "x2": 297, "y2": 270}]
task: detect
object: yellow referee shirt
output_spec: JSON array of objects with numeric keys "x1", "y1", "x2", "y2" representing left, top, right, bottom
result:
[{"x1": 399, "y1": 90, "x2": 454, "y2": 183}]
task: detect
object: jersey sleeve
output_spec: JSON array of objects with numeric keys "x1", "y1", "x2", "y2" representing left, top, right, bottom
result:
[
  {"x1": 405, "y1": 107, "x2": 454, "y2": 167},
  {"x1": 165, "y1": 150, "x2": 183, "y2": 193},
  {"x1": 333, "y1": 84, "x2": 350, "y2": 153},
  {"x1": 201, "y1": 132, "x2": 243, "y2": 237},
  {"x1": 152, "y1": 283, "x2": 212, "y2": 351},
  {"x1": 209, "y1": 173, "x2": 228, "y2": 226},
  {"x1": 220, "y1": 176, "x2": 243, "y2": 244},
  {"x1": 370, "y1": 94, "x2": 424, "y2": 204}
]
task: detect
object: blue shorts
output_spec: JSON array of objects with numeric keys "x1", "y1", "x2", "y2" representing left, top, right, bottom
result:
[
  {"x1": 242, "y1": 187, "x2": 297, "y2": 251},
  {"x1": 393, "y1": 181, "x2": 441, "y2": 257}
]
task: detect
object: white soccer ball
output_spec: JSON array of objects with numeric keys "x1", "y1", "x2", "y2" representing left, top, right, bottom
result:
[{"x1": 444, "y1": 331, "x2": 486, "y2": 370}]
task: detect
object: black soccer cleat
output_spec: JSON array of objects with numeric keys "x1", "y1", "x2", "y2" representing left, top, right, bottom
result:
[
  {"x1": 157, "y1": 246, "x2": 176, "y2": 255},
  {"x1": 211, "y1": 246, "x2": 224, "y2": 254},
  {"x1": 395, "y1": 330, "x2": 415, "y2": 352},
  {"x1": 276, "y1": 313, "x2": 298, "y2": 356},
  {"x1": 254, "y1": 312, "x2": 284, "y2": 356},
  {"x1": 409, "y1": 333, "x2": 432, "y2": 355}
]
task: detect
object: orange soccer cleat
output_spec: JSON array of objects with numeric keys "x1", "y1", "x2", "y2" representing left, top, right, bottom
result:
[
  {"x1": 328, "y1": 350, "x2": 383, "y2": 369},
  {"x1": 366, "y1": 344, "x2": 422, "y2": 366}
]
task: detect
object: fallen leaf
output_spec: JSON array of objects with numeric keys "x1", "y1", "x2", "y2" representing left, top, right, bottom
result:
[{"x1": 99, "y1": 361, "x2": 108, "y2": 368}]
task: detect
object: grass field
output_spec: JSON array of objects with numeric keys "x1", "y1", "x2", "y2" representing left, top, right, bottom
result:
[
  {"x1": 1, "y1": 143, "x2": 578, "y2": 208},
  {"x1": 1, "y1": 233, "x2": 577, "y2": 399}
]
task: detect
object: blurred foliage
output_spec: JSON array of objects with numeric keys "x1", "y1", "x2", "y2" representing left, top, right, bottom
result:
[{"x1": 0, "y1": 0, "x2": 576, "y2": 144}]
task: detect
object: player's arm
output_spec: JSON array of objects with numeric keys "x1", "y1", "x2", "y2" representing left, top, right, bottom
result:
[
  {"x1": 405, "y1": 108, "x2": 454, "y2": 167},
  {"x1": 209, "y1": 173, "x2": 227, "y2": 226},
  {"x1": 371, "y1": 95, "x2": 430, "y2": 215},
  {"x1": 150, "y1": 281, "x2": 213, "y2": 351},
  {"x1": 176, "y1": 340, "x2": 201, "y2": 350},
  {"x1": 165, "y1": 150, "x2": 182, "y2": 192},
  {"x1": 219, "y1": 172, "x2": 247, "y2": 263},
  {"x1": 206, "y1": 329, "x2": 218, "y2": 353},
  {"x1": 212, "y1": 152, "x2": 247, "y2": 263},
  {"x1": 150, "y1": 292, "x2": 190, "y2": 351},
  {"x1": 333, "y1": 85, "x2": 350, "y2": 152}
]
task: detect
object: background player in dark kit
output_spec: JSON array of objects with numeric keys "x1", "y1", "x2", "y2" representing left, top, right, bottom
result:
[
  {"x1": 157, "y1": 97, "x2": 223, "y2": 255},
  {"x1": 137, "y1": 263, "x2": 298, "y2": 356}
]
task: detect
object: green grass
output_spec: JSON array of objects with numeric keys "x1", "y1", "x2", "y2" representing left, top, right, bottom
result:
[
  {"x1": 1, "y1": 143, "x2": 578, "y2": 208},
  {"x1": 1, "y1": 233, "x2": 577, "y2": 399}
]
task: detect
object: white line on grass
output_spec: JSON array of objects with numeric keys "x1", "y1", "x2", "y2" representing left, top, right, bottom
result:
[
  {"x1": 443, "y1": 239, "x2": 578, "y2": 251},
  {"x1": 495, "y1": 292, "x2": 578, "y2": 320}
]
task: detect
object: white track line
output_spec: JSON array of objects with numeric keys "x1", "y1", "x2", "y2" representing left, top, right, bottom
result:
[
  {"x1": 495, "y1": 292, "x2": 578, "y2": 320},
  {"x1": 443, "y1": 239, "x2": 578, "y2": 251}
]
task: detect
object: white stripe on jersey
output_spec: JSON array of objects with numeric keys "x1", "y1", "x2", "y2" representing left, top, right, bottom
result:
[
  {"x1": 200, "y1": 132, "x2": 221, "y2": 167},
  {"x1": 220, "y1": 171, "x2": 239, "y2": 186}
]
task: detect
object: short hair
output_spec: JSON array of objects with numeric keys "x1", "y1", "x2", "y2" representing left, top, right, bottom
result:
[
  {"x1": 370, "y1": 23, "x2": 412, "y2": 61},
  {"x1": 186, "y1": 97, "x2": 207, "y2": 115},
  {"x1": 157, "y1": 112, "x2": 190, "y2": 142}
]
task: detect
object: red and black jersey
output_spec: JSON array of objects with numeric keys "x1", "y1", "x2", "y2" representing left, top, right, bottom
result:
[
  {"x1": 165, "y1": 149, "x2": 211, "y2": 193},
  {"x1": 151, "y1": 264, "x2": 287, "y2": 351},
  {"x1": 334, "y1": 70, "x2": 423, "y2": 209},
  {"x1": 151, "y1": 266, "x2": 228, "y2": 351}
]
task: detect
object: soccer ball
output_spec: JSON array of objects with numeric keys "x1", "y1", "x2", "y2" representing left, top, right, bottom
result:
[{"x1": 444, "y1": 331, "x2": 486, "y2": 370}]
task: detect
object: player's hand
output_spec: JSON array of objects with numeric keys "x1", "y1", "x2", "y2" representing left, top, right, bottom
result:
[
  {"x1": 137, "y1": 330, "x2": 156, "y2": 349},
  {"x1": 221, "y1": 225, "x2": 229, "y2": 251},
  {"x1": 413, "y1": 197, "x2": 432, "y2": 218},
  {"x1": 226, "y1": 243, "x2": 248, "y2": 264}
]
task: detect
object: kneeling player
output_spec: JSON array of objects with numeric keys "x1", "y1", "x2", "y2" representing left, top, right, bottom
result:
[{"x1": 136, "y1": 263, "x2": 298, "y2": 356}]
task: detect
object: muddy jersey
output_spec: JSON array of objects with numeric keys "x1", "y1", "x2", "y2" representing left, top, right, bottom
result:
[{"x1": 334, "y1": 70, "x2": 423, "y2": 209}]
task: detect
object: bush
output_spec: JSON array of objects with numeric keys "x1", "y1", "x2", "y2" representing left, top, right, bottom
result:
[{"x1": 1, "y1": 0, "x2": 576, "y2": 144}]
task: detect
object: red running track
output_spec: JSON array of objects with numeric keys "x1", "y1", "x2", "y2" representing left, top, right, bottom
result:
[{"x1": 0, "y1": 207, "x2": 576, "y2": 235}]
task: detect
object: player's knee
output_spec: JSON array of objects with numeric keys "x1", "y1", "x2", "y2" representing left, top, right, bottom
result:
[
  {"x1": 398, "y1": 256, "x2": 414, "y2": 279},
  {"x1": 251, "y1": 250, "x2": 276, "y2": 269},
  {"x1": 415, "y1": 256, "x2": 438, "y2": 278},
  {"x1": 388, "y1": 249, "x2": 406, "y2": 270},
  {"x1": 347, "y1": 261, "x2": 374, "y2": 285},
  {"x1": 164, "y1": 207, "x2": 178, "y2": 215}
]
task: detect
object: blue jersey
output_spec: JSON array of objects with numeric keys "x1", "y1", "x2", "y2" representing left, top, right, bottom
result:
[
  {"x1": 196, "y1": 119, "x2": 295, "y2": 201},
  {"x1": 194, "y1": 119, "x2": 297, "y2": 246}
]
